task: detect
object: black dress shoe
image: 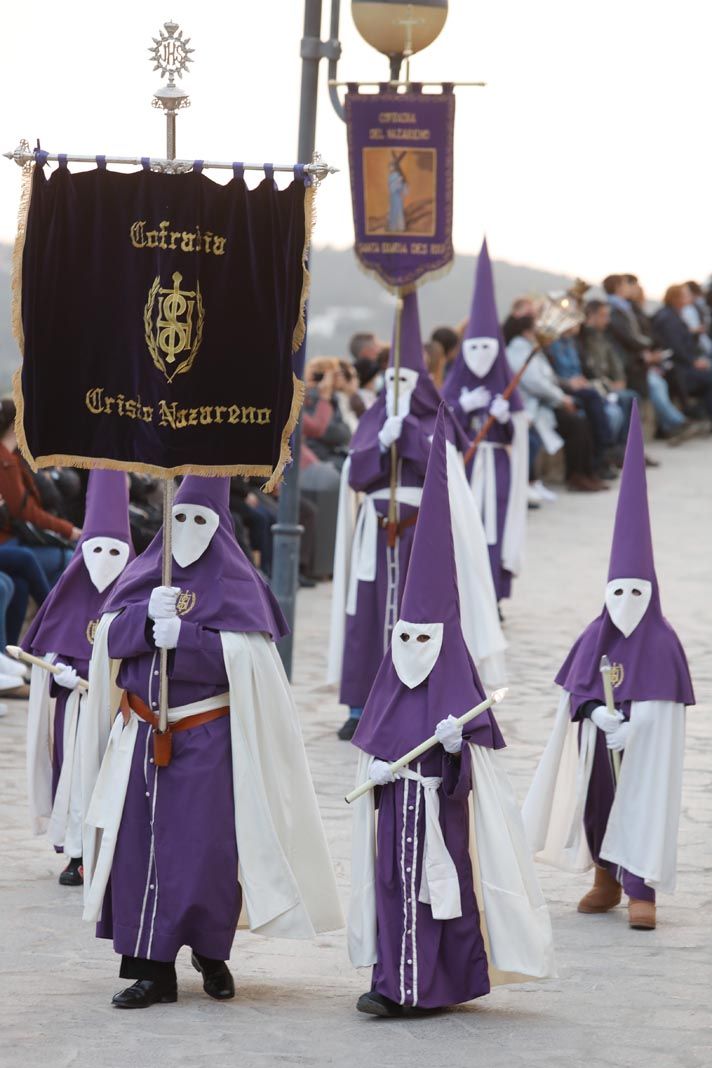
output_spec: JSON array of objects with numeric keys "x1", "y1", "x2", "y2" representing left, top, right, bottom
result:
[
  {"x1": 357, "y1": 991, "x2": 405, "y2": 1017},
  {"x1": 59, "y1": 857, "x2": 83, "y2": 887},
  {"x1": 191, "y1": 953, "x2": 235, "y2": 1000},
  {"x1": 112, "y1": 979, "x2": 177, "y2": 1009},
  {"x1": 337, "y1": 717, "x2": 359, "y2": 741}
]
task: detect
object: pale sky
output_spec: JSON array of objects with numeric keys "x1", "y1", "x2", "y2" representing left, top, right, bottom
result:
[{"x1": 1, "y1": 0, "x2": 710, "y2": 297}]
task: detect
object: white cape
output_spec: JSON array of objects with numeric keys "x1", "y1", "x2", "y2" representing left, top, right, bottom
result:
[
  {"x1": 470, "y1": 409, "x2": 529, "y2": 578},
  {"x1": 327, "y1": 445, "x2": 507, "y2": 693},
  {"x1": 348, "y1": 745, "x2": 556, "y2": 985},
  {"x1": 83, "y1": 616, "x2": 344, "y2": 938},
  {"x1": 26, "y1": 656, "x2": 56, "y2": 836},
  {"x1": 521, "y1": 690, "x2": 685, "y2": 894}
]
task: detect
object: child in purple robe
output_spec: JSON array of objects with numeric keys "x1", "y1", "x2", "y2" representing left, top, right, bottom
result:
[
  {"x1": 442, "y1": 239, "x2": 529, "y2": 607},
  {"x1": 23, "y1": 469, "x2": 134, "y2": 885},
  {"x1": 329, "y1": 290, "x2": 506, "y2": 741},
  {"x1": 523, "y1": 403, "x2": 695, "y2": 930},
  {"x1": 82, "y1": 476, "x2": 342, "y2": 1009},
  {"x1": 349, "y1": 405, "x2": 555, "y2": 1016}
]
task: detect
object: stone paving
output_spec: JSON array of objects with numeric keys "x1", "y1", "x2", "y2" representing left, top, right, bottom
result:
[{"x1": 0, "y1": 436, "x2": 710, "y2": 1068}]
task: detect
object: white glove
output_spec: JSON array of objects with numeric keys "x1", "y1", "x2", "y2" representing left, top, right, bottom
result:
[
  {"x1": 368, "y1": 758, "x2": 396, "y2": 786},
  {"x1": 148, "y1": 585, "x2": 180, "y2": 620},
  {"x1": 459, "y1": 385, "x2": 491, "y2": 414},
  {"x1": 606, "y1": 721, "x2": 631, "y2": 751},
  {"x1": 591, "y1": 705, "x2": 623, "y2": 733},
  {"x1": 434, "y1": 714, "x2": 463, "y2": 754},
  {"x1": 378, "y1": 415, "x2": 404, "y2": 451},
  {"x1": 152, "y1": 616, "x2": 181, "y2": 650},
  {"x1": 489, "y1": 394, "x2": 510, "y2": 424},
  {"x1": 54, "y1": 663, "x2": 81, "y2": 691}
]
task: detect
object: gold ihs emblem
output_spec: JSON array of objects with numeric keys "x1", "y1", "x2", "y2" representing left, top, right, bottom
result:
[
  {"x1": 176, "y1": 590, "x2": 197, "y2": 616},
  {"x1": 609, "y1": 662, "x2": 625, "y2": 688},
  {"x1": 86, "y1": 618, "x2": 99, "y2": 645},
  {"x1": 144, "y1": 271, "x2": 204, "y2": 383}
]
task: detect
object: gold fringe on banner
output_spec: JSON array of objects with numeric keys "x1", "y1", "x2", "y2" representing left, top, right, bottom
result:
[
  {"x1": 10, "y1": 160, "x2": 34, "y2": 355},
  {"x1": 263, "y1": 372, "x2": 305, "y2": 493},
  {"x1": 291, "y1": 180, "x2": 316, "y2": 355}
]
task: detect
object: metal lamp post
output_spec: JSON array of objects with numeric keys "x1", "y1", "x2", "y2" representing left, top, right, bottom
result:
[{"x1": 273, "y1": 0, "x2": 451, "y2": 679}]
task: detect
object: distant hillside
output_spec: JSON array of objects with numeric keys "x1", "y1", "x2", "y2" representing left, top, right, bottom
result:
[
  {"x1": 307, "y1": 246, "x2": 573, "y2": 358},
  {"x1": 0, "y1": 241, "x2": 574, "y2": 389}
]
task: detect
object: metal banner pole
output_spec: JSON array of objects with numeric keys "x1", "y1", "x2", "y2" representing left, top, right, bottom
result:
[
  {"x1": 386, "y1": 292, "x2": 404, "y2": 548},
  {"x1": 150, "y1": 21, "x2": 193, "y2": 745}
]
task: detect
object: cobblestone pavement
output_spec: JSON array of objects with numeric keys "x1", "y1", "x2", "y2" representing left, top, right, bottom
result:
[{"x1": 0, "y1": 438, "x2": 710, "y2": 1068}]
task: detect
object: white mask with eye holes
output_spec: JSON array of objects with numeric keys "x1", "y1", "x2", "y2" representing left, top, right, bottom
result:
[
  {"x1": 385, "y1": 367, "x2": 419, "y2": 418},
  {"x1": 605, "y1": 578, "x2": 652, "y2": 637},
  {"x1": 81, "y1": 537, "x2": 130, "y2": 593},
  {"x1": 171, "y1": 504, "x2": 220, "y2": 568},
  {"x1": 462, "y1": 336, "x2": 499, "y2": 378},
  {"x1": 391, "y1": 619, "x2": 444, "y2": 689}
]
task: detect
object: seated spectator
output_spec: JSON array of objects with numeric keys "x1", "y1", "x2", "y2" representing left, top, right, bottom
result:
[
  {"x1": 578, "y1": 300, "x2": 639, "y2": 453},
  {"x1": 549, "y1": 327, "x2": 617, "y2": 478},
  {"x1": 0, "y1": 540, "x2": 50, "y2": 646},
  {"x1": 653, "y1": 285, "x2": 712, "y2": 423},
  {"x1": 506, "y1": 315, "x2": 606, "y2": 492},
  {"x1": 0, "y1": 400, "x2": 80, "y2": 586},
  {"x1": 354, "y1": 356, "x2": 382, "y2": 411},
  {"x1": 682, "y1": 281, "x2": 712, "y2": 358},
  {"x1": 605, "y1": 275, "x2": 686, "y2": 444},
  {"x1": 230, "y1": 477, "x2": 275, "y2": 576},
  {"x1": 303, "y1": 360, "x2": 352, "y2": 469}
]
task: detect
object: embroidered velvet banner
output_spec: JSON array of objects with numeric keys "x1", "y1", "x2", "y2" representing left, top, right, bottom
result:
[
  {"x1": 345, "y1": 85, "x2": 455, "y2": 291},
  {"x1": 13, "y1": 161, "x2": 311, "y2": 486}
]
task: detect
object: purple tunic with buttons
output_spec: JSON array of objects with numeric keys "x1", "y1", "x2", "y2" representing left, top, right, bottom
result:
[
  {"x1": 96, "y1": 475, "x2": 287, "y2": 965},
  {"x1": 96, "y1": 605, "x2": 241, "y2": 961}
]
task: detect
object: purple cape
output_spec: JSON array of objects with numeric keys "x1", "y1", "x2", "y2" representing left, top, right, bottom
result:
[
  {"x1": 442, "y1": 237, "x2": 523, "y2": 417},
  {"x1": 353, "y1": 404, "x2": 505, "y2": 758},
  {"x1": 22, "y1": 470, "x2": 135, "y2": 661},
  {"x1": 556, "y1": 402, "x2": 694, "y2": 706},
  {"x1": 104, "y1": 476, "x2": 287, "y2": 639}
]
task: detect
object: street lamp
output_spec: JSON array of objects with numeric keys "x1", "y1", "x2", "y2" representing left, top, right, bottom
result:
[{"x1": 351, "y1": 0, "x2": 448, "y2": 79}]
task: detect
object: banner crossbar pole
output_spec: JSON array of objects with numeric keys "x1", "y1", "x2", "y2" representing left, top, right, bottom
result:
[{"x1": 3, "y1": 146, "x2": 337, "y2": 179}]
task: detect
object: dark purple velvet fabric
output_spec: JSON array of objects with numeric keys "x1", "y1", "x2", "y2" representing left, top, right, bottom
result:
[{"x1": 556, "y1": 403, "x2": 694, "y2": 707}]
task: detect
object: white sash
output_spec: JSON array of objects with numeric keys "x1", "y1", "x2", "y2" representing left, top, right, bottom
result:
[
  {"x1": 472, "y1": 441, "x2": 501, "y2": 547},
  {"x1": 399, "y1": 768, "x2": 462, "y2": 921},
  {"x1": 47, "y1": 688, "x2": 84, "y2": 855},
  {"x1": 346, "y1": 486, "x2": 423, "y2": 615}
]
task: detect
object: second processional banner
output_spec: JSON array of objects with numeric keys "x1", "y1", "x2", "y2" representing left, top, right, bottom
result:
[
  {"x1": 14, "y1": 162, "x2": 312, "y2": 485},
  {"x1": 345, "y1": 85, "x2": 455, "y2": 291}
]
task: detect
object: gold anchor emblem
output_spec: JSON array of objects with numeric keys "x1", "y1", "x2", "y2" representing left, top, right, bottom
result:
[
  {"x1": 176, "y1": 590, "x2": 197, "y2": 616},
  {"x1": 144, "y1": 271, "x2": 204, "y2": 383},
  {"x1": 610, "y1": 662, "x2": 625, "y2": 687}
]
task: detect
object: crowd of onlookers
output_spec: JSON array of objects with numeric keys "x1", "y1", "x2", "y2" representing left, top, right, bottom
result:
[{"x1": 0, "y1": 272, "x2": 709, "y2": 705}]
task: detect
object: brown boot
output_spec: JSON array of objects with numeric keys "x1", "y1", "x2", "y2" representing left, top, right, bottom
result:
[
  {"x1": 628, "y1": 898, "x2": 656, "y2": 930},
  {"x1": 577, "y1": 866, "x2": 622, "y2": 913}
]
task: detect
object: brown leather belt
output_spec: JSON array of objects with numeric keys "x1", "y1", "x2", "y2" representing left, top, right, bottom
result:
[
  {"x1": 377, "y1": 511, "x2": 419, "y2": 538},
  {"x1": 123, "y1": 691, "x2": 229, "y2": 733}
]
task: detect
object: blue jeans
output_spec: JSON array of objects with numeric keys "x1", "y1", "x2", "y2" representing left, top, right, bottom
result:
[
  {"x1": 647, "y1": 370, "x2": 685, "y2": 432},
  {"x1": 528, "y1": 426, "x2": 543, "y2": 481},
  {"x1": 604, "y1": 388, "x2": 638, "y2": 444},
  {"x1": 3, "y1": 538, "x2": 73, "y2": 589},
  {"x1": 0, "y1": 546, "x2": 51, "y2": 645},
  {"x1": 0, "y1": 572, "x2": 14, "y2": 650}
]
